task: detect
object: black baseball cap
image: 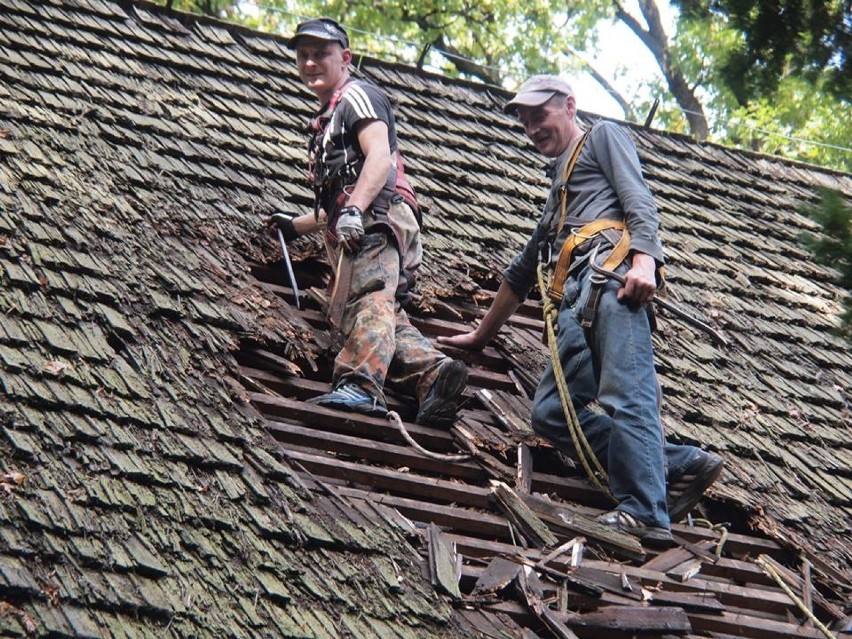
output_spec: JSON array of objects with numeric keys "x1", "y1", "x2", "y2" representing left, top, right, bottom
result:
[{"x1": 287, "y1": 18, "x2": 349, "y2": 50}]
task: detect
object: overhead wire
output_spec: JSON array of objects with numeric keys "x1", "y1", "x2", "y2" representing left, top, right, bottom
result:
[{"x1": 252, "y1": 2, "x2": 509, "y2": 75}]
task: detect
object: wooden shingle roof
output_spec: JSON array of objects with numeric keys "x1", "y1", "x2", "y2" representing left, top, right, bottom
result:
[{"x1": 1, "y1": 1, "x2": 850, "y2": 637}]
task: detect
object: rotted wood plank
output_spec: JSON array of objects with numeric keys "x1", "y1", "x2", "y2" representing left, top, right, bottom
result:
[
  {"x1": 428, "y1": 523, "x2": 461, "y2": 599},
  {"x1": 654, "y1": 540, "x2": 718, "y2": 583},
  {"x1": 462, "y1": 563, "x2": 694, "y2": 613},
  {"x1": 267, "y1": 418, "x2": 485, "y2": 481},
  {"x1": 448, "y1": 535, "x2": 825, "y2": 624},
  {"x1": 283, "y1": 449, "x2": 493, "y2": 508},
  {"x1": 251, "y1": 392, "x2": 456, "y2": 451},
  {"x1": 648, "y1": 590, "x2": 726, "y2": 613},
  {"x1": 492, "y1": 481, "x2": 559, "y2": 548},
  {"x1": 454, "y1": 418, "x2": 515, "y2": 454},
  {"x1": 516, "y1": 443, "x2": 533, "y2": 493},
  {"x1": 475, "y1": 388, "x2": 535, "y2": 435},
  {"x1": 453, "y1": 423, "x2": 516, "y2": 484},
  {"x1": 530, "y1": 470, "x2": 620, "y2": 510},
  {"x1": 557, "y1": 605, "x2": 691, "y2": 636},
  {"x1": 569, "y1": 566, "x2": 643, "y2": 601},
  {"x1": 667, "y1": 556, "x2": 705, "y2": 582},
  {"x1": 642, "y1": 541, "x2": 715, "y2": 573},
  {"x1": 470, "y1": 557, "x2": 522, "y2": 596},
  {"x1": 335, "y1": 485, "x2": 510, "y2": 538},
  {"x1": 689, "y1": 610, "x2": 832, "y2": 639},
  {"x1": 537, "y1": 537, "x2": 586, "y2": 571},
  {"x1": 523, "y1": 493, "x2": 645, "y2": 561},
  {"x1": 517, "y1": 566, "x2": 581, "y2": 639},
  {"x1": 518, "y1": 560, "x2": 604, "y2": 598}
]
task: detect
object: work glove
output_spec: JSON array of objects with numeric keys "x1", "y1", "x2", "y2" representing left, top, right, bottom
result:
[
  {"x1": 267, "y1": 211, "x2": 299, "y2": 242},
  {"x1": 335, "y1": 205, "x2": 364, "y2": 252}
]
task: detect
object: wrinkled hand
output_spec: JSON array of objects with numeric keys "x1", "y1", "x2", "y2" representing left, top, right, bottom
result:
[
  {"x1": 617, "y1": 253, "x2": 657, "y2": 305},
  {"x1": 335, "y1": 205, "x2": 364, "y2": 252},
  {"x1": 267, "y1": 211, "x2": 299, "y2": 241}
]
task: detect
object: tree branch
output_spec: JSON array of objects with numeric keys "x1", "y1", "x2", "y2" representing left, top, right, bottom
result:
[
  {"x1": 564, "y1": 46, "x2": 635, "y2": 120},
  {"x1": 431, "y1": 33, "x2": 502, "y2": 85},
  {"x1": 612, "y1": 0, "x2": 709, "y2": 139}
]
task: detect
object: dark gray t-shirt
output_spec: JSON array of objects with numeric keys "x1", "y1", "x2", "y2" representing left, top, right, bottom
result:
[{"x1": 503, "y1": 121, "x2": 664, "y2": 300}]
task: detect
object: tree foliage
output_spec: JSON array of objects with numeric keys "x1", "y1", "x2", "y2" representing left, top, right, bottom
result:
[
  {"x1": 675, "y1": 0, "x2": 852, "y2": 103},
  {"x1": 800, "y1": 189, "x2": 852, "y2": 342},
  {"x1": 155, "y1": 0, "x2": 851, "y2": 171}
]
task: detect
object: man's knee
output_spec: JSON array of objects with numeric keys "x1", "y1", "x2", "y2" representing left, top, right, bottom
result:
[{"x1": 530, "y1": 395, "x2": 562, "y2": 442}]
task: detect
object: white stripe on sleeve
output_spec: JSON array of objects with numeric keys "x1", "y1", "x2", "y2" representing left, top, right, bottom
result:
[{"x1": 343, "y1": 85, "x2": 379, "y2": 120}]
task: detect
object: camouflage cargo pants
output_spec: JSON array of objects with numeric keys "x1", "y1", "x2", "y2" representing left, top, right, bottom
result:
[{"x1": 333, "y1": 205, "x2": 447, "y2": 404}]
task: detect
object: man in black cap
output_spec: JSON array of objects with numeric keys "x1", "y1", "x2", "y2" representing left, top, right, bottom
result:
[
  {"x1": 269, "y1": 18, "x2": 468, "y2": 426},
  {"x1": 440, "y1": 75, "x2": 723, "y2": 545}
]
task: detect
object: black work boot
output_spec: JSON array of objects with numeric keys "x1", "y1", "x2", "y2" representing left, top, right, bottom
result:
[
  {"x1": 667, "y1": 451, "x2": 724, "y2": 522},
  {"x1": 415, "y1": 359, "x2": 468, "y2": 428}
]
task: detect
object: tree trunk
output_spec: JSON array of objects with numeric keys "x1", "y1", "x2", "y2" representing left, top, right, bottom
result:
[{"x1": 614, "y1": 0, "x2": 709, "y2": 140}]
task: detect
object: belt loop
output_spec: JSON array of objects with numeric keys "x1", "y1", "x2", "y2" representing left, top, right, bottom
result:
[{"x1": 580, "y1": 284, "x2": 604, "y2": 329}]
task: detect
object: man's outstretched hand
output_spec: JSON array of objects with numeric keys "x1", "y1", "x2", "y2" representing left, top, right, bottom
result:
[{"x1": 437, "y1": 331, "x2": 487, "y2": 352}]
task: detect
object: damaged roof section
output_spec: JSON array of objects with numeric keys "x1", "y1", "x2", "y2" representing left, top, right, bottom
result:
[
  {"x1": 0, "y1": 1, "x2": 471, "y2": 637},
  {"x1": 0, "y1": 0, "x2": 851, "y2": 637},
  {"x1": 248, "y1": 271, "x2": 852, "y2": 637}
]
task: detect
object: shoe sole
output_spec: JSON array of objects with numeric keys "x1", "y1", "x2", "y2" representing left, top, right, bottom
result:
[
  {"x1": 668, "y1": 453, "x2": 724, "y2": 522},
  {"x1": 597, "y1": 511, "x2": 674, "y2": 547},
  {"x1": 415, "y1": 360, "x2": 468, "y2": 427},
  {"x1": 641, "y1": 530, "x2": 676, "y2": 548}
]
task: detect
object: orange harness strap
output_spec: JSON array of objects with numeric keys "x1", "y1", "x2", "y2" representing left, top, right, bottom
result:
[
  {"x1": 547, "y1": 219, "x2": 628, "y2": 302},
  {"x1": 554, "y1": 133, "x2": 588, "y2": 234}
]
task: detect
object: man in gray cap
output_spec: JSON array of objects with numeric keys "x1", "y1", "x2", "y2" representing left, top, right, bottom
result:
[
  {"x1": 440, "y1": 75, "x2": 722, "y2": 545},
  {"x1": 268, "y1": 18, "x2": 468, "y2": 426}
]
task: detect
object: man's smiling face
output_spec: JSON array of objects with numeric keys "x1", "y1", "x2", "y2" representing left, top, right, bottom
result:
[
  {"x1": 516, "y1": 94, "x2": 578, "y2": 158},
  {"x1": 295, "y1": 37, "x2": 351, "y2": 103}
]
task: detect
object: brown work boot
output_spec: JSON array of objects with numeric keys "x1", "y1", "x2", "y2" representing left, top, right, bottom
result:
[
  {"x1": 415, "y1": 359, "x2": 468, "y2": 428},
  {"x1": 667, "y1": 451, "x2": 724, "y2": 522}
]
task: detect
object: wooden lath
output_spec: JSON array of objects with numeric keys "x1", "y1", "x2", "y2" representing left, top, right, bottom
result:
[{"x1": 242, "y1": 273, "x2": 851, "y2": 639}]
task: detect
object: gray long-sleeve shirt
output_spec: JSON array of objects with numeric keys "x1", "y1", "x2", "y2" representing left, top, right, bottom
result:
[{"x1": 503, "y1": 121, "x2": 664, "y2": 300}]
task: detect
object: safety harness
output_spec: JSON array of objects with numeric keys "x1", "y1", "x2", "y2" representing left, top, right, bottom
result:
[
  {"x1": 537, "y1": 131, "x2": 632, "y2": 502},
  {"x1": 307, "y1": 79, "x2": 420, "y2": 233},
  {"x1": 544, "y1": 132, "x2": 631, "y2": 329}
]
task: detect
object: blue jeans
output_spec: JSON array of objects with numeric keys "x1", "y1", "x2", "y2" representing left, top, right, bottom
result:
[{"x1": 531, "y1": 261, "x2": 700, "y2": 528}]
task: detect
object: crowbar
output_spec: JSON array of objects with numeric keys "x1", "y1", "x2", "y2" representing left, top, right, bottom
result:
[
  {"x1": 587, "y1": 245, "x2": 728, "y2": 347},
  {"x1": 276, "y1": 228, "x2": 301, "y2": 310}
]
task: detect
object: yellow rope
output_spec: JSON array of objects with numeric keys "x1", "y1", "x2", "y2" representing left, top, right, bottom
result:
[
  {"x1": 755, "y1": 556, "x2": 839, "y2": 639},
  {"x1": 688, "y1": 518, "x2": 729, "y2": 557},
  {"x1": 536, "y1": 263, "x2": 616, "y2": 503}
]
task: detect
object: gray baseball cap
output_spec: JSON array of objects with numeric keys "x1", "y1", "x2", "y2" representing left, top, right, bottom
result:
[
  {"x1": 287, "y1": 18, "x2": 349, "y2": 50},
  {"x1": 504, "y1": 75, "x2": 574, "y2": 114}
]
